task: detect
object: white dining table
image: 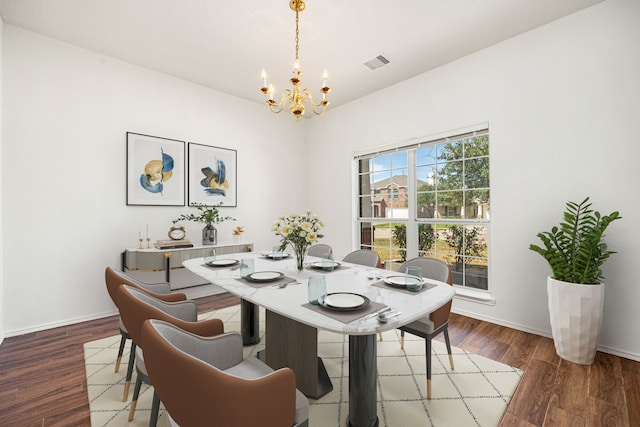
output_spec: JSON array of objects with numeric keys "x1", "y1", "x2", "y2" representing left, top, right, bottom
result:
[{"x1": 183, "y1": 252, "x2": 455, "y2": 427}]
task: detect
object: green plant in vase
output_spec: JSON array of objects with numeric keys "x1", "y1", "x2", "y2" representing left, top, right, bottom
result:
[
  {"x1": 529, "y1": 197, "x2": 620, "y2": 364},
  {"x1": 173, "y1": 203, "x2": 235, "y2": 245}
]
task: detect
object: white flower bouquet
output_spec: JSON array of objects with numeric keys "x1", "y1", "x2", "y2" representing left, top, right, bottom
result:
[{"x1": 273, "y1": 211, "x2": 324, "y2": 271}]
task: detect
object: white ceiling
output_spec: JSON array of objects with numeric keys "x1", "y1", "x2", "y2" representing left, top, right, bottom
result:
[{"x1": 0, "y1": 0, "x2": 603, "y2": 110}]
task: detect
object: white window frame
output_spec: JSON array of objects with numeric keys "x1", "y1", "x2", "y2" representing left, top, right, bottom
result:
[{"x1": 352, "y1": 123, "x2": 493, "y2": 299}]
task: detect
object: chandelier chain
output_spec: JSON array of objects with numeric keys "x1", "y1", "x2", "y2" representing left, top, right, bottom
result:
[{"x1": 295, "y1": 8, "x2": 300, "y2": 61}]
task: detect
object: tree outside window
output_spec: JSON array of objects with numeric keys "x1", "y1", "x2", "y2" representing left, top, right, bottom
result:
[{"x1": 356, "y1": 129, "x2": 490, "y2": 290}]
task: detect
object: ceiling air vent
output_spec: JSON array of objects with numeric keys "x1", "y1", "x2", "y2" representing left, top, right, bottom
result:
[{"x1": 363, "y1": 55, "x2": 390, "y2": 71}]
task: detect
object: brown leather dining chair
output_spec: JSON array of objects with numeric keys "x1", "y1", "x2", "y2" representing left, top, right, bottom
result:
[
  {"x1": 104, "y1": 266, "x2": 186, "y2": 400},
  {"x1": 117, "y1": 284, "x2": 225, "y2": 426},
  {"x1": 395, "y1": 257, "x2": 455, "y2": 399},
  {"x1": 140, "y1": 318, "x2": 310, "y2": 427}
]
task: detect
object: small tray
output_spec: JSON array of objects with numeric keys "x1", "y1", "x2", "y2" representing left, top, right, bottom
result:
[
  {"x1": 205, "y1": 259, "x2": 239, "y2": 267},
  {"x1": 321, "y1": 292, "x2": 370, "y2": 311},
  {"x1": 245, "y1": 271, "x2": 284, "y2": 282}
]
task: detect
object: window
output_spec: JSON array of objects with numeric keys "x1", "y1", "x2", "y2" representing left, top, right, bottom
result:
[{"x1": 355, "y1": 128, "x2": 490, "y2": 290}]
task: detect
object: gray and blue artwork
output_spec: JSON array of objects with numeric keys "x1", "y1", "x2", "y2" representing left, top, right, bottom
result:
[
  {"x1": 139, "y1": 148, "x2": 174, "y2": 194},
  {"x1": 200, "y1": 159, "x2": 228, "y2": 196}
]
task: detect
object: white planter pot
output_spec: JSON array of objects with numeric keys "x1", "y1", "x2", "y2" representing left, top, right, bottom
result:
[{"x1": 547, "y1": 277, "x2": 604, "y2": 365}]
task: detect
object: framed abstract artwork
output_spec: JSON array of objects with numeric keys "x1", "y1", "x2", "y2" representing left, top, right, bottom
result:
[
  {"x1": 126, "y1": 132, "x2": 186, "y2": 206},
  {"x1": 188, "y1": 142, "x2": 237, "y2": 207}
]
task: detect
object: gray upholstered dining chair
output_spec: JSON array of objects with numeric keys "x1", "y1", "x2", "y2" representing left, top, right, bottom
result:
[
  {"x1": 104, "y1": 266, "x2": 186, "y2": 400},
  {"x1": 341, "y1": 249, "x2": 384, "y2": 339},
  {"x1": 394, "y1": 257, "x2": 455, "y2": 399},
  {"x1": 342, "y1": 249, "x2": 382, "y2": 268},
  {"x1": 306, "y1": 243, "x2": 333, "y2": 258},
  {"x1": 141, "y1": 319, "x2": 310, "y2": 427},
  {"x1": 117, "y1": 284, "x2": 225, "y2": 426}
]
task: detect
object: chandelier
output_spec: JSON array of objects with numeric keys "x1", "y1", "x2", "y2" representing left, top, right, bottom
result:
[{"x1": 260, "y1": 0, "x2": 330, "y2": 120}]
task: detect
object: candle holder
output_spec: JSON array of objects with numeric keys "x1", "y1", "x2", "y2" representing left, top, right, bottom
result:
[
  {"x1": 146, "y1": 237, "x2": 151, "y2": 249},
  {"x1": 138, "y1": 238, "x2": 144, "y2": 249}
]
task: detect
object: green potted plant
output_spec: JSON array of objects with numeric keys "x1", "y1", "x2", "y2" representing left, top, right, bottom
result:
[
  {"x1": 529, "y1": 197, "x2": 621, "y2": 364},
  {"x1": 173, "y1": 203, "x2": 235, "y2": 245}
]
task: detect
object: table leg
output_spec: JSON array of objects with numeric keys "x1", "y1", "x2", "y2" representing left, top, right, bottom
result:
[
  {"x1": 263, "y1": 310, "x2": 333, "y2": 399},
  {"x1": 164, "y1": 252, "x2": 171, "y2": 284},
  {"x1": 241, "y1": 299, "x2": 260, "y2": 346},
  {"x1": 348, "y1": 334, "x2": 379, "y2": 427}
]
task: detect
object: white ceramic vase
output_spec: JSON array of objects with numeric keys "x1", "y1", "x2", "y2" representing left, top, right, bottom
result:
[{"x1": 547, "y1": 277, "x2": 604, "y2": 365}]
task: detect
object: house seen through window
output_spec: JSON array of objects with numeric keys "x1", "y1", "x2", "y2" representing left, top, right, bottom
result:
[{"x1": 355, "y1": 128, "x2": 490, "y2": 290}]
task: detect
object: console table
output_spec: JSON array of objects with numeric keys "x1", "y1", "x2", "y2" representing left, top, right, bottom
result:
[{"x1": 122, "y1": 241, "x2": 252, "y2": 290}]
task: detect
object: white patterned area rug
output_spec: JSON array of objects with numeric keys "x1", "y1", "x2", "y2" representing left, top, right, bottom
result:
[{"x1": 84, "y1": 305, "x2": 522, "y2": 427}]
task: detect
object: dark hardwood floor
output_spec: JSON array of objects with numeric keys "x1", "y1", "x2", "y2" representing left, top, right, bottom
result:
[{"x1": 0, "y1": 293, "x2": 637, "y2": 426}]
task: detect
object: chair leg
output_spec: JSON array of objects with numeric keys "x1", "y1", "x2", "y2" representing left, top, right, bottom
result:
[
  {"x1": 128, "y1": 375, "x2": 143, "y2": 421},
  {"x1": 114, "y1": 333, "x2": 127, "y2": 373},
  {"x1": 443, "y1": 325, "x2": 454, "y2": 370},
  {"x1": 400, "y1": 330, "x2": 405, "y2": 349},
  {"x1": 128, "y1": 365, "x2": 159, "y2": 426},
  {"x1": 149, "y1": 390, "x2": 161, "y2": 427},
  {"x1": 122, "y1": 342, "x2": 137, "y2": 402},
  {"x1": 426, "y1": 335, "x2": 432, "y2": 400}
]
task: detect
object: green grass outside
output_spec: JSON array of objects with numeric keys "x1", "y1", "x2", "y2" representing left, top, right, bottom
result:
[{"x1": 372, "y1": 236, "x2": 488, "y2": 266}]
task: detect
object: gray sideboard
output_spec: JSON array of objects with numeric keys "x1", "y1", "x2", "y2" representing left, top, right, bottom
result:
[{"x1": 123, "y1": 241, "x2": 252, "y2": 290}]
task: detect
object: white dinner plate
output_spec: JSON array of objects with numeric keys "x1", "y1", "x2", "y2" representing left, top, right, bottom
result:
[
  {"x1": 310, "y1": 261, "x2": 341, "y2": 269},
  {"x1": 246, "y1": 271, "x2": 284, "y2": 282},
  {"x1": 384, "y1": 275, "x2": 423, "y2": 287},
  {"x1": 262, "y1": 252, "x2": 290, "y2": 259},
  {"x1": 205, "y1": 259, "x2": 239, "y2": 267},
  {"x1": 322, "y1": 293, "x2": 370, "y2": 311}
]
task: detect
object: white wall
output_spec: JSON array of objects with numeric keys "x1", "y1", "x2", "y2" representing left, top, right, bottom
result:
[
  {"x1": 2, "y1": 26, "x2": 308, "y2": 335},
  {"x1": 0, "y1": 16, "x2": 4, "y2": 345},
  {"x1": 307, "y1": 0, "x2": 640, "y2": 360}
]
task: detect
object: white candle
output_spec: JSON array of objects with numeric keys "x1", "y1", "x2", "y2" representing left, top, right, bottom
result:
[
  {"x1": 146, "y1": 224, "x2": 149, "y2": 239},
  {"x1": 138, "y1": 230, "x2": 142, "y2": 239},
  {"x1": 261, "y1": 69, "x2": 268, "y2": 88},
  {"x1": 292, "y1": 60, "x2": 301, "y2": 78}
]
